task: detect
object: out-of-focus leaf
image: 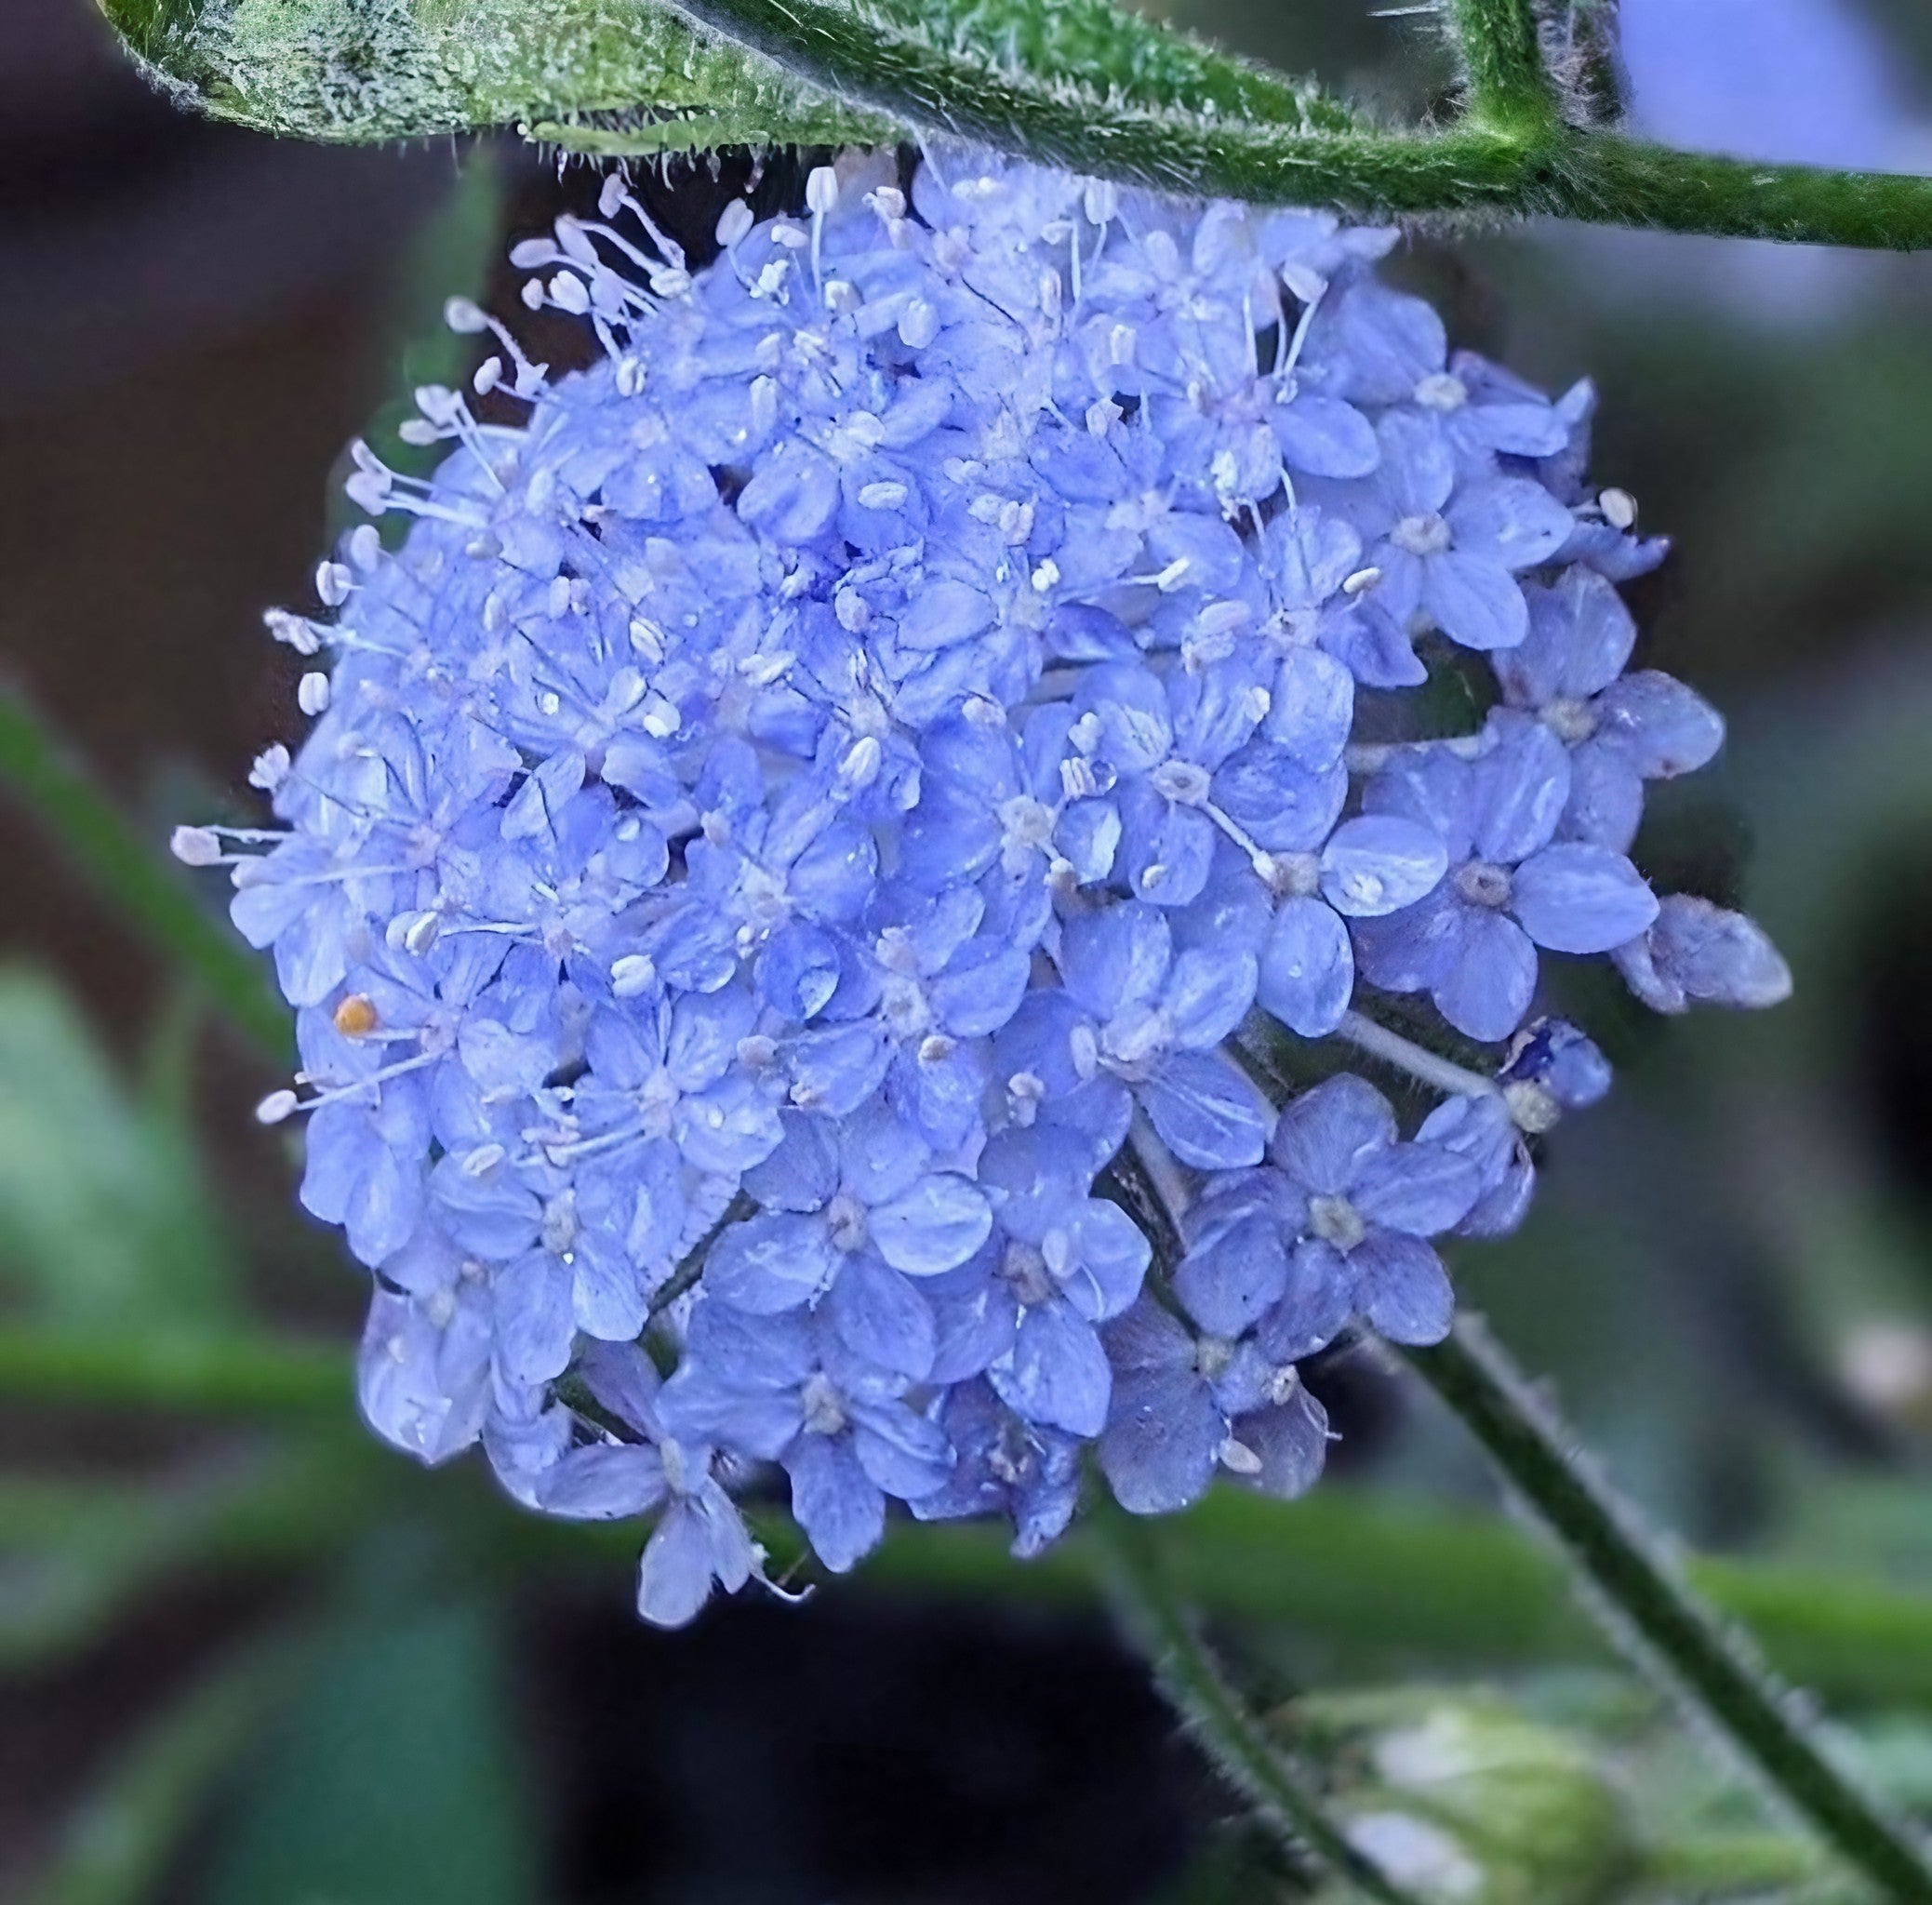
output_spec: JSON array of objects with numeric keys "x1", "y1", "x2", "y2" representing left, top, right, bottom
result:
[
  {"x1": 0, "y1": 691, "x2": 286, "y2": 1058},
  {"x1": 0, "y1": 1452, "x2": 372, "y2": 1670},
  {"x1": 203, "y1": 1592, "x2": 538, "y2": 1905},
  {"x1": 0, "y1": 971, "x2": 235, "y2": 1328},
  {"x1": 22, "y1": 1635, "x2": 293, "y2": 1905}
]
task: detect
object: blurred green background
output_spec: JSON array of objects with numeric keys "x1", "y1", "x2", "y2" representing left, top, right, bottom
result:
[{"x1": 7, "y1": 1, "x2": 1932, "y2": 1898}]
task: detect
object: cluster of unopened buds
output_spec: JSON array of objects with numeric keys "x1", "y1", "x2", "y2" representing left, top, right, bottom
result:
[{"x1": 179, "y1": 147, "x2": 1790, "y2": 1625}]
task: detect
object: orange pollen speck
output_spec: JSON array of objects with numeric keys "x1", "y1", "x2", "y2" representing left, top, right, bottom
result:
[{"x1": 333, "y1": 993, "x2": 380, "y2": 1037}]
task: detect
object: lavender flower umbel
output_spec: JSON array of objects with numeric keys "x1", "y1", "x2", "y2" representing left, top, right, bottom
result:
[{"x1": 180, "y1": 148, "x2": 1789, "y2": 1625}]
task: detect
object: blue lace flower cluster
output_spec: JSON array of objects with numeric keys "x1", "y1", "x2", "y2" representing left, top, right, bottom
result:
[{"x1": 181, "y1": 149, "x2": 1790, "y2": 1625}]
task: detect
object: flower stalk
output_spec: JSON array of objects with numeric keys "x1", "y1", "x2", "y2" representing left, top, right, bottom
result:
[
  {"x1": 1093, "y1": 1503, "x2": 1422, "y2": 1905},
  {"x1": 1404, "y1": 1316, "x2": 1932, "y2": 1901}
]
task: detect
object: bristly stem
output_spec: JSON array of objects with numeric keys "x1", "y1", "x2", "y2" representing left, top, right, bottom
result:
[
  {"x1": 1092, "y1": 1504, "x2": 1422, "y2": 1905},
  {"x1": 1441, "y1": 0, "x2": 1561, "y2": 132},
  {"x1": 1405, "y1": 1316, "x2": 1932, "y2": 1902},
  {"x1": 661, "y1": 0, "x2": 1932, "y2": 249}
]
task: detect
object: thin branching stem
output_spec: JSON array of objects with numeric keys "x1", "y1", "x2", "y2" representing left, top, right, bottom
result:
[
  {"x1": 1405, "y1": 1316, "x2": 1932, "y2": 1901},
  {"x1": 1092, "y1": 1504, "x2": 1422, "y2": 1905},
  {"x1": 663, "y1": 0, "x2": 1932, "y2": 247}
]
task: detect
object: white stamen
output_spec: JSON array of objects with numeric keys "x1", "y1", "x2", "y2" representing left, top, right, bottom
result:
[
  {"x1": 1599, "y1": 486, "x2": 1638, "y2": 529},
  {"x1": 170, "y1": 825, "x2": 223, "y2": 867}
]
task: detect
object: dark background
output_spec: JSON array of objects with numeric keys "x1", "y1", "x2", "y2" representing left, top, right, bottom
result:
[{"x1": 6, "y1": 2, "x2": 1932, "y2": 1899}]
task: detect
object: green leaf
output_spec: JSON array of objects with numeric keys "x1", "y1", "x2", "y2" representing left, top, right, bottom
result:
[
  {"x1": 94, "y1": 0, "x2": 1354, "y2": 151},
  {"x1": 204, "y1": 1592, "x2": 538, "y2": 1905},
  {"x1": 22, "y1": 1635, "x2": 292, "y2": 1905},
  {"x1": 0, "y1": 971, "x2": 236, "y2": 1330},
  {"x1": 0, "y1": 687, "x2": 286, "y2": 1059}
]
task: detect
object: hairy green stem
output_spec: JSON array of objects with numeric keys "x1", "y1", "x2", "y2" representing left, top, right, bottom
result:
[
  {"x1": 1442, "y1": 0, "x2": 1559, "y2": 132},
  {"x1": 0, "y1": 686, "x2": 286, "y2": 1060},
  {"x1": 1093, "y1": 1505, "x2": 1419, "y2": 1904},
  {"x1": 1406, "y1": 1317, "x2": 1932, "y2": 1901},
  {"x1": 661, "y1": 0, "x2": 1932, "y2": 247}
]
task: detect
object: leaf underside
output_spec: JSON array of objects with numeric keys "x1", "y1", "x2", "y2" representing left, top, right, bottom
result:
[{"x1": 99, "y1": 0, "x2": 1357, "y2": 154}]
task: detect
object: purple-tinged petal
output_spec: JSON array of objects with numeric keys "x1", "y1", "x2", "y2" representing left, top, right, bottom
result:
[
  {"x1": 1268, "y1": 1072, "x2": 1395, "y2": 1194},
  {"x1": 1446, "y1": 479, "x2": 1574, "y2": 572},
  {"x1": 1320, "y1": 814, "x2": 1449, "y2": 919},
  {"x1": 1099, "y1": 1366, "x2": 1223, "y2": 1515},
  {"x1": 1273, "y1": 393, "x2": 1379, "y2": 478},
  {"x1": 1352, "y1": 1232, "x2": 1455, "y2": 1344},
  {"x1": 1364, "y1": 747, "x2": 1475, "y2": 865},
  {"x1": 1259, "y1": 1239, "x2": 1355, "y2": 1362},
  {"x1": 1512, "y1": 844, "x2": 1658, "y2": 954},
  {"x1": 786, "y1": 1433, "x2": 885, "y2": 1574},
  {"x1": 1139, "y1": 1050, "x2": 1272, "y2": 1170},
  {"x1": 1232, "y1": 1386, "x2": 1330, "y2": 1499},
  {"x1": 1174, "y1": 1207, "x2": 1290, "y2": 1339},
  {"x1": 870, "y1": 1173, "x2": 993, "y2": 1275},
  {"x1": 492, "y1": 1252, "x2": 576, "y2": 1386},
  {"x1": 1350, "y1": 886, "x2": 1464, "y2": 996},
  {"x1": 1258, "y1": 895, "x2": 1354, "y2": 1037},
  {"x1": 1350, "y1": 1142, "x2": 1482, "y2": 1237},
  {"x1": 1615, "y1": 896, "x2": 1792, "y2": 1014},
  {"x1": 825, "y1": 1253, "x2": 937, "y2": 1379},
  {"x1": 1562, "y1": 742, "x2": 1646, "y2": 853},
  {"x1": 540, "y1": 1445, "x2": 668, "y2": 1520},
  {"x1": 1432, "y1": 910, "x2": 1538, "y2": 1042},
  {"x1": 849, "y1": 1398, "x2": 954, "y2": 1498},
  {"x1": 1265, "y1": 646, "x2": 1355, "y2": 772},
  {"x1": 637, "y1": 1499, "x2": 720, "y2": 1628},
  {"x1": 993, "y1": 1304, "x2": 1113, "y2": 1436},
  {"x1": 1469, "y1": 715, "x2": 1570, "y2": 864},
  {"x1": 1592, "y1": 672, "x2": 1725, "y2": 779},
  {"x1": 1422, "y1": 552, "x2": 1530, "y2": 652},
  {"x1": 704, "y1": 1211, "x2": 839, "y2": 1312}
]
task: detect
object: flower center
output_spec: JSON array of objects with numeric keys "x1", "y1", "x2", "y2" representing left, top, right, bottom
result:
[
  {"x1": 1309, "y1": 1193, "x2": 1366, "y2": 1251},
  {"x1": 825, "y1": 1192, "x2": 870, "y2": 1253},
  {"x1": 801, "y1": 1371, "x2": 847, "y2": 1435},
  {"x1": 1000, "y1": 1240, "x2": 1057, "y2": 1306},
  {"x1": 1392, "y1": 513, "x2": 1453, "y2": 557},
  {"x1": 880, "y1": 974, "x2": 930, "y2": 1038},
  {"x1": 540, "y1": 1189, "x2": 579, "y2": 1257},
  {"x1": 997, "y1": 793, "x2": 1058, "y2": 855},
  {"x1": 636, "y1": 1069, "x2": 679, "y2": 1137},
  {"x1": 1259, "y1": 849, "x2": 1322, "y2": 899},
  {"x1": 1455, "y1": 859, "x2": 1513, "y2": 909},
  {"x1": 1195, "y1": 1334, "x2": 1236, "y2": 1379},
  {"x1": 1100, "y1": 1000, "x2": 1168, "y2": 1071},
  {"x1": 1541, "y1": 695, "x2": 1598, "y2": 743},
  {"x1": 1413, "y1": 371, "x2": 1468, "y2": 412},
  {"x1": 1150, "y1": 759, "x2": 1212, "y2": 806}
]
